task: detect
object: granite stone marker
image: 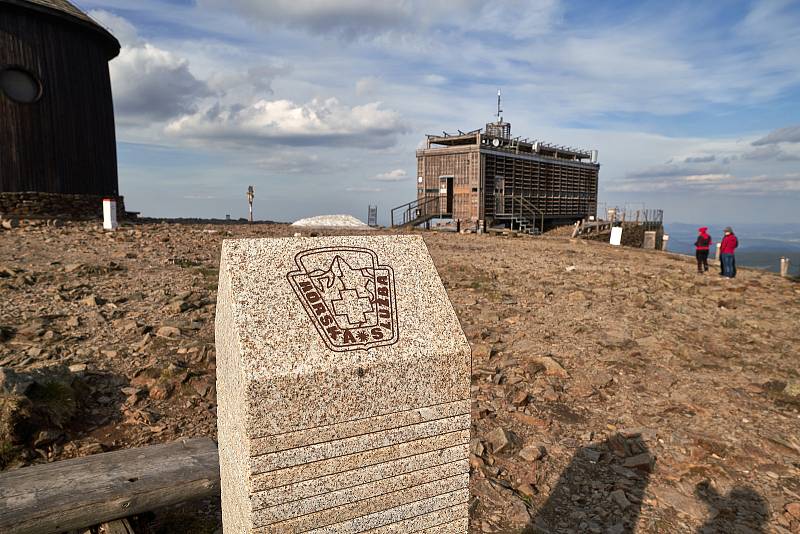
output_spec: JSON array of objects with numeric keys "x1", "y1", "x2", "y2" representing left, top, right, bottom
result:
[
  {"x1": 215, "y1": 235, "x2": 471, "y2": 533},
  {"x1": 643, "y1": 231, "x2": 657, "y2": 250}
]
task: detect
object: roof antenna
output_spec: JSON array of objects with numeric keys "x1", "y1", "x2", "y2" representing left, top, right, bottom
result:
[{"x1": 496, "y1": 89, "x2": 503, "y2": 123}]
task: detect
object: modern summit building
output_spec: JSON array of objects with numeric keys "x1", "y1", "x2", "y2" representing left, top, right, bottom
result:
[{"x1": 394, "y1": 93, "x2": 600, "y2": 234}]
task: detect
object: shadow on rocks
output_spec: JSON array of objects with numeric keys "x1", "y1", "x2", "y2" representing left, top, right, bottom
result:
[
  {"x1": 0, "y1": 364, "x2": 132, "y2": 469},
  {"x1": 525, "y1": 431, "x2": 655, "y2": 534},
  {"x1": 694, "y1": 481, "x2": 768, "y2": 533}
]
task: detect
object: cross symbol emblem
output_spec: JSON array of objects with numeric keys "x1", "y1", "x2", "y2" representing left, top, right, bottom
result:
[{"x1": 332, "y1": 289, "x2": 373, "y2": 326}]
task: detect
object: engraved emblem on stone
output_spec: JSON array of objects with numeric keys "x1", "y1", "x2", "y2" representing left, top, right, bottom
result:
[{"x1": 287, "y1": 247, "x2": 399, "y2": 351}]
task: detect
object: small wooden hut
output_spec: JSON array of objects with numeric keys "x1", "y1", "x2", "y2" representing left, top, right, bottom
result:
[{"x1": 0, "y1": 0, "x2": 122, "y2": 219}]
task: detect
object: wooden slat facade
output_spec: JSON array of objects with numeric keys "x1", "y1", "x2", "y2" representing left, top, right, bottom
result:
[
  {"x1": 416, "y1": 145, "x2": 481, "y2": 221},
  {"x1": 482, "y1": 151, "x2": 598, "y2": 221},
  {"x1": 0, "y1": 2, "x2": 119, "y2": 196}
]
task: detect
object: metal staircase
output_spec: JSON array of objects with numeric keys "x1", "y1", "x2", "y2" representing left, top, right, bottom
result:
[
  {"x1": 494, "y1": 195, "x2": 544, "y2": 235},
  {"x1": 390, "y1": 196, "x2": 440, "y2": 228}
]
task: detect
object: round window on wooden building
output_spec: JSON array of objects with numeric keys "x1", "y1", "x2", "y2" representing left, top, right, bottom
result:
[{"x1": 0, "y1": 68, "x2": 42, "y2": 104}]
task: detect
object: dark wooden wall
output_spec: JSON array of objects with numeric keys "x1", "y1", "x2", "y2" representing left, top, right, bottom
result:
[{"x1": 0, "y1": 5, "x2": 118, "y2": 195}]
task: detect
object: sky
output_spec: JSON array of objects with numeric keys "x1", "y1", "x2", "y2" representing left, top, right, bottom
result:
[{"x1": 74, "y1": 0, "x2": 800, "y2": 225}]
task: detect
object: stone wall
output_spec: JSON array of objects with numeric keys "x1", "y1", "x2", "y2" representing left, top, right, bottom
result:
[{"x1": 0, "y1": 192, "x2": 128, "y2": 220}]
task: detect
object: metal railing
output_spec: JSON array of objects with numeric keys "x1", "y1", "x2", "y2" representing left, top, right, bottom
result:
[
  {"x1": 390, "y1": 196, "x2": 440, "y2": 227},
  {"x1": 496, "y1": 195, "x2": 544, "y2": 233},
  {"x1": 515, "y1": 196, "x2": 545, "y2": 233}
]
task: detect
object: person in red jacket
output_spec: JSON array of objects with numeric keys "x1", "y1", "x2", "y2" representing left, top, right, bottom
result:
[
  {"x1": 719, "y1": 227, "x2": 738, "y2": 278},
  {"x1": 694, "y1": 227, "x2": 712, "y2": 273}
]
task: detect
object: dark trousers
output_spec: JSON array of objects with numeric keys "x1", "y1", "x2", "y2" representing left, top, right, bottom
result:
[
  {"x1": 721, "y1": 253, "x2": 736, "y2": 278},
  {"x1": 696, "y1": 249, "x2": 709, "y2": 272}
]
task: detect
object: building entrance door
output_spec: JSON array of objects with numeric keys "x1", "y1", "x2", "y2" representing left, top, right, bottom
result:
[{"x1": 439, "y1": 176, "x2": 454, "y2": 215}]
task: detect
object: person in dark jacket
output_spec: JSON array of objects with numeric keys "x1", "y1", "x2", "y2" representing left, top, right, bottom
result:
[
  {"x1": 694, "y1": 227, "x2": 712, "y2": 273},
  {"x1": 720, "y1": 227, "x2": 738, "y2": 278}
]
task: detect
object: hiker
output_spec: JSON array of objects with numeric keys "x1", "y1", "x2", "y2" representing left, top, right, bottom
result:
[
  {"x1": 720, "y1": 227, "x2": 738, "y2": 278},
  {"x1": 694, "y1": 227, "x2": 712, "y2": 273}
]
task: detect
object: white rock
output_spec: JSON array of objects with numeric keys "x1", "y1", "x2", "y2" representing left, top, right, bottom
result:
[{"x1": 291, "y1": 214, "x2": 374, "y2": 229}]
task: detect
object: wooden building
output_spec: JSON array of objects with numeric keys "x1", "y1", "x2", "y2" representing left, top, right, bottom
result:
[
  {"x1": 0, "y1": 0, "x2": 122, "y2": 218},
  {"x1": 394, "y1": 115, "x2": 600, "y2": 233}
]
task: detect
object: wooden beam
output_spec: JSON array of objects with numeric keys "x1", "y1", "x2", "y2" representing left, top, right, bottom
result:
[{"x1": 0, "y1": 438, "x2": 220, "y2": 534}]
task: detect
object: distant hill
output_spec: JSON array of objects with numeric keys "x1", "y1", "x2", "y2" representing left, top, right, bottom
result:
[{"x1": 665, "y1": 222, "x2": 800, "y2": 274}]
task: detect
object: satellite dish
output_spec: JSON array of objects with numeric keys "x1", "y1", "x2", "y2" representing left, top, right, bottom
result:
[
  {"x1": 492, "y1": 138, "x2": 500, "y2": 147},
  {"x1": 417, "y1": 176, "x2": 423, "y2": 184}
]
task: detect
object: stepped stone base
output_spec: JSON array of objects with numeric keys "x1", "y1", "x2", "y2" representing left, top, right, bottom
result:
[{"x1": 0, "y1": 192, "x2": 128, "y2": 220}]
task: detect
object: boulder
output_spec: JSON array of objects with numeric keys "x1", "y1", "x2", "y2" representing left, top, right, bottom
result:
[
  {"x1": 622, "y1": 452, "x2": 655, "y2": 472},
  {"x1": 519, "y1": 443, "x2": 546, "y2": 462},
  {"x1": 156, "y1": 326, "x2": 181, "y2": 338},
  {"x1": 487, "y1": 427, "x2": 518, "y2": 454},
  {"x1": 530, "y1": 355, "x2": 570, "y2": 378},
  {"x1": 609, "y1": 489, "x2": 630, "y2": 509}
]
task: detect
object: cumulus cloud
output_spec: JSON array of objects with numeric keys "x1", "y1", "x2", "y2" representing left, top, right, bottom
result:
[
  {"x1": 90, "y1": 10, "x2": 408, "y2": 154},
  {"x1": 372, "y1": 169, "x2": 408, "y2": 182},
  {"x1": 752, "y1": 125, "x2": 800, "y2": 146},
  {"x1": 91, "y1": 10, "x2": 211, "y2": 124},
  {"x1": 89, "y1": 9, "x2": 138, "y2": 46},
  {"x1": 111, "y1": 45, "x2": 212, "y2": 122},
  {"x1": 165, "y1": 97, "x2": 407, "y2": 148}
]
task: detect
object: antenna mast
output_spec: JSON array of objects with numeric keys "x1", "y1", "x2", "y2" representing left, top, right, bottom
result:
[{"x1": 486, "y1": 88, "x2": 511, "y2": 139}]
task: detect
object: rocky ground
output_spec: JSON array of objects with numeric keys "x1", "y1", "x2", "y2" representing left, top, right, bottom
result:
[{"x1": 1, "y1": 220, "x2": 799, "y2": 533}]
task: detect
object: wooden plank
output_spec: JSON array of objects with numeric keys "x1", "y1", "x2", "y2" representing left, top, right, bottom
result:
[{"x1": 0, "y1": 438, "x2": 220, "y2": 534}]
